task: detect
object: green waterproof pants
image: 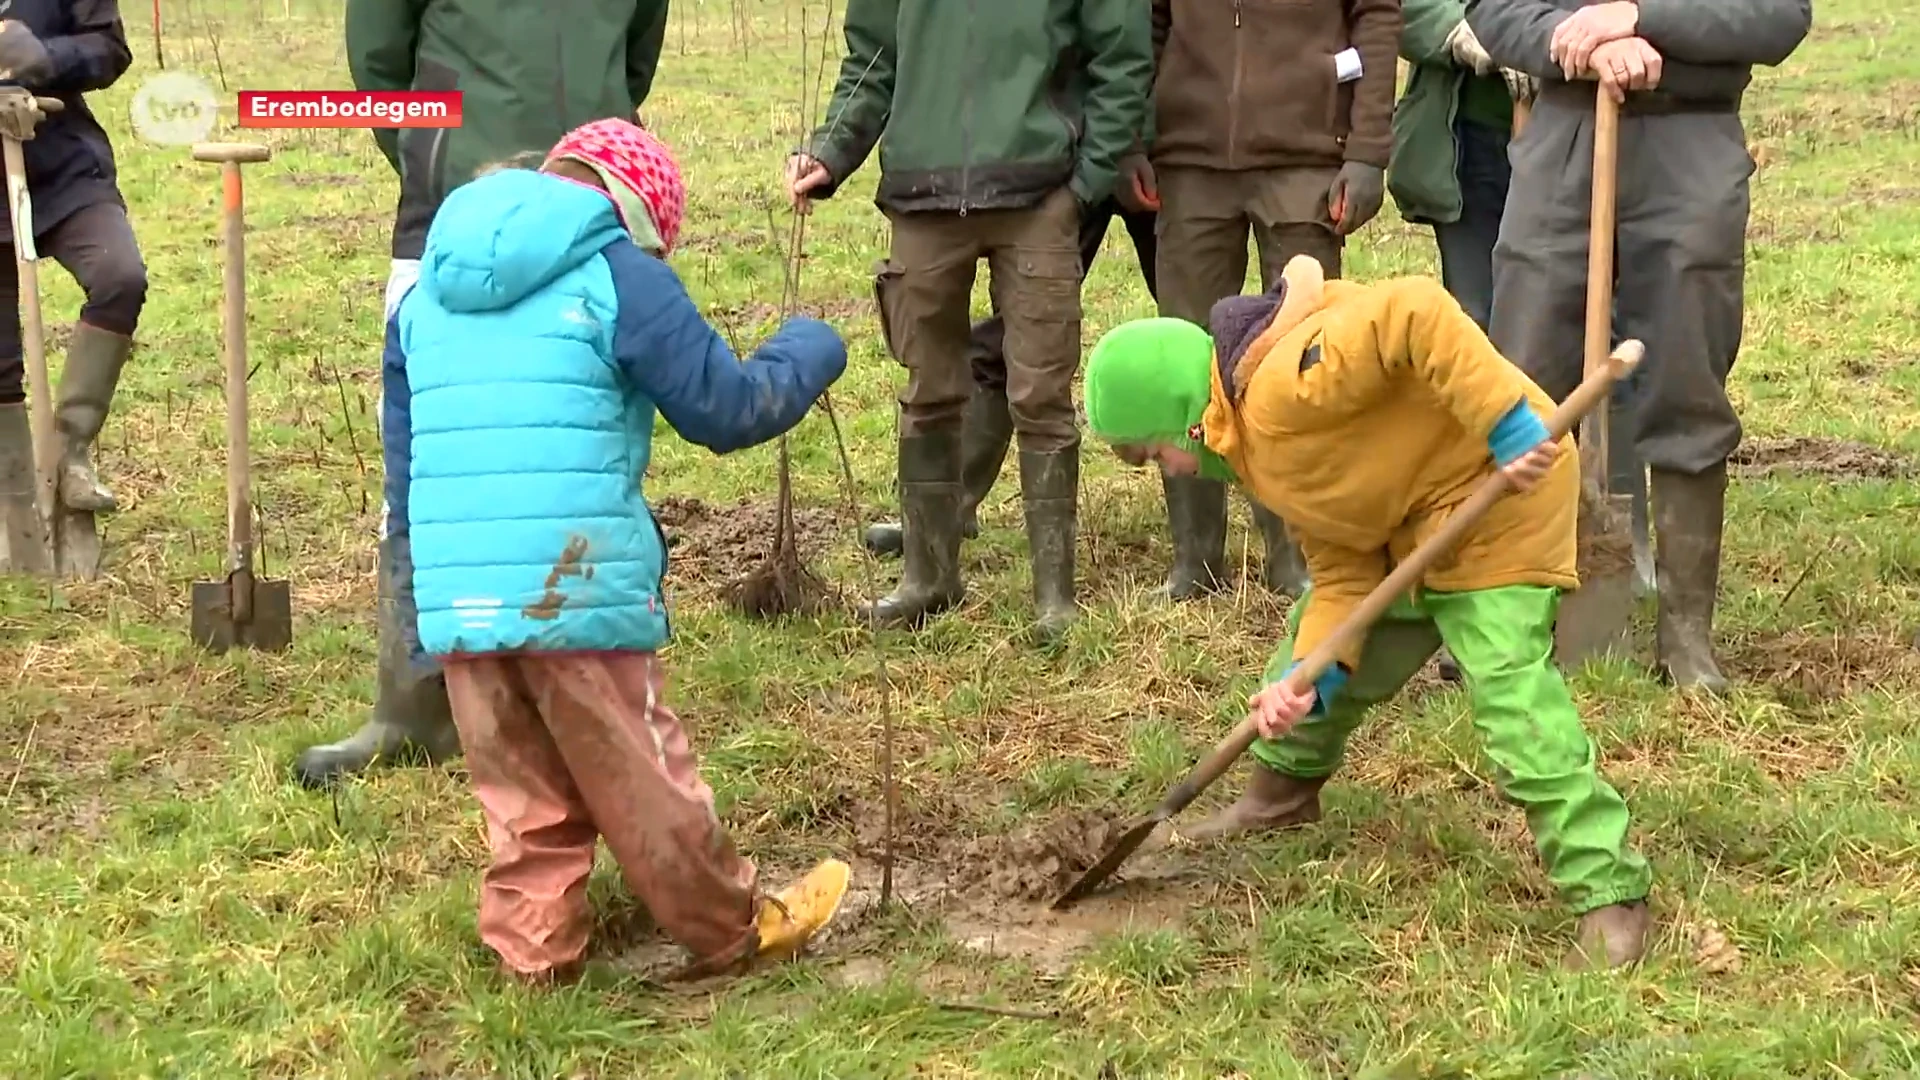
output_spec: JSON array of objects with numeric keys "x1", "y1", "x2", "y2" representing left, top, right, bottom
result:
[{"x1": 1251, "y1": 585, "x2": 1652, "y2": 914}]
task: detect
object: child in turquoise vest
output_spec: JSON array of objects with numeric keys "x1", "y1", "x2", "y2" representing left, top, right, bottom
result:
[{"x1": 385, "y1": 119, "x2": 851, "y2": 982}]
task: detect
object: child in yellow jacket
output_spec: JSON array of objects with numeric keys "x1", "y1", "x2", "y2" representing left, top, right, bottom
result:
[{"x1": 1083, "y1": 255, "x2": 1652, "y2": 969}]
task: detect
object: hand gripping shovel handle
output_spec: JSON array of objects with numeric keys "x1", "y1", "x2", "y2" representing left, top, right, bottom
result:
[{"x1": 1156, "y1": 341, "x2": 1645, "y2": 819}]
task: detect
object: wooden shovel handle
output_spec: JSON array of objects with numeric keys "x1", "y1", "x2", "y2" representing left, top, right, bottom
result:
[
  {"x1": 1582, "y1": 85, "x2": 1620, "y2": 487},
  {"x1": 1158, "y1": 341, "x2": 1646, "y2": 817}
]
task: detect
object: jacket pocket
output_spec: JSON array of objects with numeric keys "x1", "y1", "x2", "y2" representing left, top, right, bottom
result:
[
  {"x1": 872, "y1": 259, "x2": 908, "y2": 364},
  {"x1": 400, "y1": 58, "x2": 461, "y2": 207}
]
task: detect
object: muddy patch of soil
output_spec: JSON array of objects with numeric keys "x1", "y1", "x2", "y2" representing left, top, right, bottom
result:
[
  {"x1": 1729, "y1": 437, "x2": 1913, "y2": 481},
  {"x1": 1731, "y1": 629, "x2": 1920, "y2": 703},
  {"x1": 652, "y1": 496, "x2": 842, "y2": 583},
  {"x1": 950, "y1": 811, "x2": 1121, "y2": 902}
]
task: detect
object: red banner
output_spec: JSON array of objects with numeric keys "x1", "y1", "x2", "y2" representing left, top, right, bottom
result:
[{"x1": 238, "y1": 91, "x2": 463, "y2": 129}]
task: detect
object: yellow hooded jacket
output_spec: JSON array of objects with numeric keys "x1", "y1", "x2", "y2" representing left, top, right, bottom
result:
[{"x1": 1201, "y1": 257, "x2": 1580, "y2": 672}]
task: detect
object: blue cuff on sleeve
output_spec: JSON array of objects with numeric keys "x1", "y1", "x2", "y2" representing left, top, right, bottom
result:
[
  {"x1": 1488, "y1": 397, "x2": 1551, "y2": 467},
  {"x1": 1284, "y1": 661, "x2": 1351, "y2": 717}
]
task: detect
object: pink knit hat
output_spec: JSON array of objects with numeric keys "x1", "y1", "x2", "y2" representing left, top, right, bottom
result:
[{"x1": 546, "y1": 118, "x2": 687, "y2": 254}]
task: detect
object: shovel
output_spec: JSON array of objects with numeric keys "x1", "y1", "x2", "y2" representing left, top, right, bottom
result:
[
  {"x1": 1553, "y1": 84, "x2": 1638, "y2": 668},
  {"x1": 0, "y1": 90, "x2": 104, "y2": 579},
  {"x1": 188, "y1": 142, "x2": 292, "y2": 652},
  {"x1": 1053, "y1": 340, "x2": 1645, "y2": 909}
]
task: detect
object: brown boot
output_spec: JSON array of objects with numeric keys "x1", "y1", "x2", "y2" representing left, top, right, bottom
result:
[
  {"x1": 1177, "y1": 765, "x2": 1325, "y2": 841},
  {"x1": 1564, "y1": 901, "x2": 1652, "y2": 971}
]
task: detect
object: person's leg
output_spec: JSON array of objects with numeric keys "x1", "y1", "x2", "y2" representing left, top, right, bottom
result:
[
  {"x1": 1489, "y1": 96, "x2": 1592, "y2": 407},
  {"x1": 1618, "y1": 111, "x2": 1753, "y2": 695},
  {"x1": 42, "y1": 204, "x2": 148, "y2": 513},
  {"x1": 1181, "y1": 592, "x2": 1441, "y2": 840},
  {"x1": 1153, "y1": 167, "x2": 1253, "y2": 599},
  {"x1": 1425, "y1": 586, "x2": 1653, "y2": 968},
  {"x1": 861, "y1": 196, "x2": 1117, "y2": 560},
  {"x1": 292, "y1": 529, "x2": 460, "y2": 787},
  {"x1": 991, "y1": 187, "x2": 1085, "y2": 641},
  {"x1": 0, "y1": 248, "x2": 35, "y2": 573},
  {"x1": 862, "y1": 214, "x2": 983, "y2": 628},
  {"x1": 443, "y1": 655, "x2": 599, "y2": 983},
  {"x1": 1245, "y1": 167, "x2": 1342, "y2": 598},
  {"x1": 522, "y1": 652, "x2": 848, "y2": 972}
]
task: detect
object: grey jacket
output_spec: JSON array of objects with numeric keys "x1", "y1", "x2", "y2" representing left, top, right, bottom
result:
[{"x1": 1466, "y1": 0, "x2": 1811, "y2": 105}]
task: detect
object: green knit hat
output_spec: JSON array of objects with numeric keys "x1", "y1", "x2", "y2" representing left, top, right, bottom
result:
[{"x1": 1084, "y1": 317, "x2": 1236, "y2": 481}]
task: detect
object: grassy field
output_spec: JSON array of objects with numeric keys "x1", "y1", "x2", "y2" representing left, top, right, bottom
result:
[{"x1": 3, "y1": 0, "x2": 1919, "y2": 1075}]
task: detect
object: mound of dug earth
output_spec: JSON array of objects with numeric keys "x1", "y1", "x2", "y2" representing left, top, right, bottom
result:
[
  {"x1": 651, "y1": 495, "x2": 840, "y2": 579},
  {"x1": 952, "y1": 812, "x2": 1120, "y2": 902},
  {"x1": 1729, "y1": 437, "x2": 1912, "y2": 480}
]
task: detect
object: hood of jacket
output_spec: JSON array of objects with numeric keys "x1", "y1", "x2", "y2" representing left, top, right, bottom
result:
[{"x1": 418, "y1": 168, "x2": 630, "y2": 314}]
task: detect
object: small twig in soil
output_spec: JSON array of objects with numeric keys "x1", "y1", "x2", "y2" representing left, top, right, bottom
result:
[
  {"x1": 1775, "y1": 531, "x2": 1844, "y2": 615},
  {"x1": 933, "y1": 1000, "x2": 1063, "y2": 1022}
]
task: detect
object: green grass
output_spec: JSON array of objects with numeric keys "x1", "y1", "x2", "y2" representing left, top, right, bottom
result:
[{"x1": 4, "y1": 0, "x2": 1920, "y2": 1075}]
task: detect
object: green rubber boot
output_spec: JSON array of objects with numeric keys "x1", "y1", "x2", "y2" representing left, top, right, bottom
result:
[
  {"x1": 54, "y1": 324, "x2": 133, "y2": 514},
  {"x1": 1248, "y1": 502, "x2": 1308, "y2": 598},
  {"x1": 1158, "y1": 473, "x2": 1228, "y2": 601},
  {"x1": 1652, "y1": 464, "x2": 1731, "y2": 695},
  {"x1": 292, "y1": 535, "x2": 460, "y2": 788},
  {"x1": 859, "y1": 430, "x2": 966, "y2": 629},
  {"x1": 863, "y1": 385, "x2": 1012, "y2": 557},
  {"x1": 1019, "y1": 447, "x2": 1079, "y2": 644}
]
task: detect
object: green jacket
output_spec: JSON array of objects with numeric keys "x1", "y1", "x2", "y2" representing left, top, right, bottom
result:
[
  {"x1": 805, "y1": 0, "x2": 1152, "y2": 214},
  {"x1": 1387, "y1": 0, "x2": 1503, "y2": 226},
  {"x1": 345, "y1": 0, "x2": 670, "y2": 259}
]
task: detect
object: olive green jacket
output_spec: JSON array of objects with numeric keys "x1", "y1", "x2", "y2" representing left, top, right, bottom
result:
[
  {"x1": 1388, "y1": 0, "x2": 1493, "y2": 226},
  {"x1": 804, "y1": 0, "x2": 1153, "y2": 214}
]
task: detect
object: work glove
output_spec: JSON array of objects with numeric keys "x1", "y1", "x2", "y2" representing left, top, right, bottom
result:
[
  {"x1": 1503, "y1": 68, "x2": 1540, "y2": 103},
  {"x1": 1327, "y1": 162, "x2": 1385, "y2": 236},
  {"x1": 1115, "y1": 153, "x2": 1160, "y2": 213},
  {"x1": 0, "y1": 87, "x2": 47, "y2": 143},
  {"x1": 1443, "y1": 19, "x2": 1496, "y2": 75},
  {"x1": 0, "y1": 21, "x2": 52, "y2": 87}
]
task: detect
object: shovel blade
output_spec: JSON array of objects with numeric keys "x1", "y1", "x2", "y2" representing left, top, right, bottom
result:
[
  {"x1": 55, "y1": 508, "x2": 102, "y2": 580},
  {"x1": 191, "y1": 575, "x2": 294, "y2": 652},
  {"x1": 1051, "y1": 814, "x2": 1166, "y2": 910},
  {"x1": 1557, "y1": 491, "x2": 1640, "y2": 670}
]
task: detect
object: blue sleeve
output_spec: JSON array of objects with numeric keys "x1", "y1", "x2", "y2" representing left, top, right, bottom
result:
[
  {"x1": 602, "y1": 241, "x2": 848, "y2": 454},
  {"x1": 1283, "y1": 661, "x2": 1351, "y2": 717},
  {"x1": 380, "y1": 312, "x2": 413, "y2": 541},
  {"x1": 1487, "y1": 397, "x2": 1551, "y2": 467}
]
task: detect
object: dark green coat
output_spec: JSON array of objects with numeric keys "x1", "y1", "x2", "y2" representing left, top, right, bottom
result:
[
  {"x1": 804, "y1": 0, "x2": 1153, "y2": 214},
  {"x1": 345, "y1": 0, "x2": 670, "y2": 259},
  {"x1": 1388, "y1": 0, "x2": 1506, "y2": 227}
]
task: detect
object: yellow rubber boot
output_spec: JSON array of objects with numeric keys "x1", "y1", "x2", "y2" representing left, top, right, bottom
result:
[{"x1": 755, "y1": 858, "x2": 852, "y2": 961}]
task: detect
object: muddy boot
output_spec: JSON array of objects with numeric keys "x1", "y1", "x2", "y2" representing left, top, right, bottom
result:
[
  {"x1": 1158, "y1": 473, "x2": 1228, "y2": 600},
  {"x1": 1651, "y1": 464, "x2": 1730, "y2": 695},
  {"x1": 1565, "y1": 900, "x2": 1652, "y2": 970},
  {"x1": 1178, "y1": 764, "x2": 1326, "y2": 841},
  {"x1": 1248, "y1": 502, "x2": 1308, "y2": 598},
  {"x1": 864, "y1": 385, "x2": 1012, "y2": 557},
  {"x1": 53, "y1": 324, "x2": 133, "y2": 514},
  {"x1": 755, "y1": 858, "x2": 852, "y2": 962},
  {"x1": 860, "y1": 430, "x2": 965, "y2": 628},
  {"x1": 0, "y1": 401, "x2": 47, "y2": 574},
  {"x1": 1019, "y1": 447, "x2": 1078, "y2": 644}
]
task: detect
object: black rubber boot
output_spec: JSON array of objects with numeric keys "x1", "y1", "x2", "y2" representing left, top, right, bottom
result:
[
  {"x1": 864, "y1": 386, "x2": 1012, "y2": 557},
  {"x1": 1019, "y1": 447, "x2": 1079, "y2": 644},
  {"x1": 293, "y1": 537, "x2": 460, "y2": 789},
  {"x1": 54, "y1": 324, "x2": 132, "y2": 514},
  {"x1": 0, "y1": 401, "x2": 47, "y2": 574},
  {"x1": 1652, "y1": 464, "x2": 1730, "y2": 695},
  {"x1": 1158, "y1": 473, "x2": 1228, "y2": 601},
  {"x1": 1248, "y1": 502, "x2": 1308, "y2": 598},
  {"x1": 860, "y1": 430, "x2": 965, "y2": 629}
]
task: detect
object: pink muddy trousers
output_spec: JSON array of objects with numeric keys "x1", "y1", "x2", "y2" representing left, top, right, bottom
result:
[{"x1": 443, "y1": 651, "x2": 759, "y2": 977}]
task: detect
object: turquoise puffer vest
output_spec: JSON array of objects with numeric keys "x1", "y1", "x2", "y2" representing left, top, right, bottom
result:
[{"x1": 399, "y1": 169, "x2": 670, "y2": 656}]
